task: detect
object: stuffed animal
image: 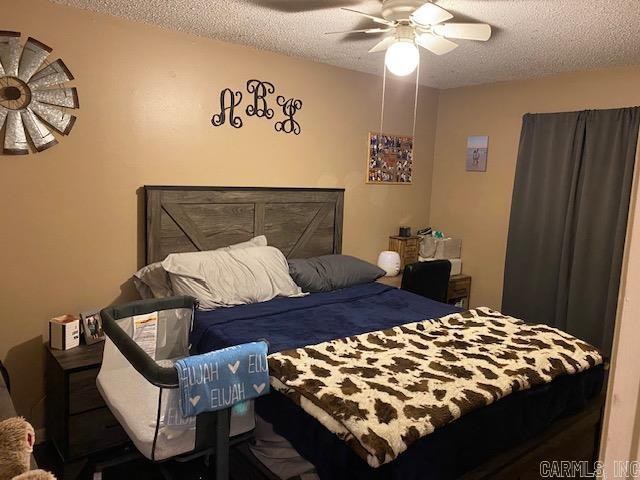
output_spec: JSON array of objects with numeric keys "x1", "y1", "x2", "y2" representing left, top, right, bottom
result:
[{"x1": 0, "y1": 417, "x2": 55, "y2": 480}]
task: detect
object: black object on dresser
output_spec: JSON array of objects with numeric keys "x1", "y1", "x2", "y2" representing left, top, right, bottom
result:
[
  {"x1": 377, "y1": 272, "x2": 472, "y2": 309},
  {"x1": 45, "y1": 342, "x2": 129, "y2": 479},
  {"x1": 401, "y1": 260, "x2": 452, "y2": 303}
]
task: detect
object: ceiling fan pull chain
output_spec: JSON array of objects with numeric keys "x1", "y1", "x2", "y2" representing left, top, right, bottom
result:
[
  {"x1": 411, "y1": 57, "x2": 420, "y2": 143},
  {"x1": 379, "y1": 64, "x2": 387, "y2": 134},
  {"x1": 375, "y1": 63, "x2": 388, "y2": 169}
]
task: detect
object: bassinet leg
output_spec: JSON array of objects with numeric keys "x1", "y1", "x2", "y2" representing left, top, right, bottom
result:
[
  {"x1": 215, "y1": 409, "x2": 231, "y2": 480},
  {"x1": 156, "y1": 463, "x2": 174, "y2": 480}
]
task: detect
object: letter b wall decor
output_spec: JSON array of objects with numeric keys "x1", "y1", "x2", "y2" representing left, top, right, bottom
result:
[{"x1": 211, "y1": 79, "x2": 302, "y2": 135}]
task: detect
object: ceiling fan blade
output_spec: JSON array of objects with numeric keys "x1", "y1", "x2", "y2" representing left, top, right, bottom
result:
[
  {"x1": 325, "y1": 27, "x2": 393, "y2": 35},
  {"x1": 415, "y1": 33, "x2": 458, "y2": 55},
  {"x1": 369, "y1": 36, "x2": 396, "y2": 53},
  {"x1": 340, "y1": 8, "x2": 395, "y2": 26},
  {"x1": 410, "y1": 2, "x2": 453, "y2": 26},
  {"x1": 433, "y1": 23, "x2": 492, "y2": 41}
]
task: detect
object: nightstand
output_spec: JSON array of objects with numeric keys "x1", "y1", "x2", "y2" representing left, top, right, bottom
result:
[
  {"x1": 378, "y1": 273, "x2": 472, "y2": 308},
  {"x1": 46, "y1": 342, "x2": 128, "y2": 479}
]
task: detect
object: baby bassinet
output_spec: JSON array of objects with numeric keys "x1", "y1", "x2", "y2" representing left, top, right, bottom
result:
[{"x1": 97, "y1": 296, "x2": 255, "y2": 478}]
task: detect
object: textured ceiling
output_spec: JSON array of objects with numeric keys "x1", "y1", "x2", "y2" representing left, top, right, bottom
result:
[{"x1": 51, "y1": 0, "x2": 640, "y2": 88}]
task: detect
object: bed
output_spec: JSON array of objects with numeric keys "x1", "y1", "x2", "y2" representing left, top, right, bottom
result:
[{"x1": 144, "y1": 185, "x2": 605, "y2": 480}]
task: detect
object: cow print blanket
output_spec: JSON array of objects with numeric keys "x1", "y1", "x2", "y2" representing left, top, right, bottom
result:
[{"x1": 268, "y1": 308, "x2": 602, "y2": 468}]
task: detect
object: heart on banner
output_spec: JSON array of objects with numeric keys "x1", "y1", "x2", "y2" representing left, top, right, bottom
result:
[
  {"x1": 228, "y1": 360, "x2": 240, "y2": 374},
  {"x1": 189, "y1": 395, "x2": 201, "y2": 407},
  {"x1": 253, "y1": 383, "x2": 266, "y2": 394}
]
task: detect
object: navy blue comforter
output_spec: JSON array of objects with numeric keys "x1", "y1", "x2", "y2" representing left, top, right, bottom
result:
[
  {"x1": 191, "y1": 282, "x2": 603, "y2": 480},
  {"x1": 192, "y1": 282, "x2": 459, "y2": 354}
]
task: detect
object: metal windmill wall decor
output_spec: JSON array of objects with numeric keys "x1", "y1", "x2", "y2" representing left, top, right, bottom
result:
[{"x1": 0, "y1": 31, "x2": 79, "y2": 154}]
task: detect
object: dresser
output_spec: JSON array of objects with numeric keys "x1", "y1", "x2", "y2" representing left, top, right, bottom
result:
[
  {"x1": 378, "y1": 273, "x2": 472, "y2": 309},
  {"x1": 46, "y1": 342, "x2": 128, "y2": 479}
]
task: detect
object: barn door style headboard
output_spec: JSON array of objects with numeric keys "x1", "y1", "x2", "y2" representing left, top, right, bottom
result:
[{"x1": 145, "y1": 186, "x2": 345, "y2": 264}]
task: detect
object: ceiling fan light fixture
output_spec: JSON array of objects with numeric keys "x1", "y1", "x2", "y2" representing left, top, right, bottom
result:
[{"x1": 384, "y1": 39, "x2": 419, "y2": 76}]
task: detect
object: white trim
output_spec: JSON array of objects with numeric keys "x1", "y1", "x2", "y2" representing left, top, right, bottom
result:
[{"x1": 600, "y1": 126, "x2": 640, "y2": 472}]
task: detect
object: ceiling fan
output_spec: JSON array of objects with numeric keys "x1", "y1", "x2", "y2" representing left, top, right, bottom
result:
[{"x1": 327, "y1": 0, "x2": 492, "y2": 76}]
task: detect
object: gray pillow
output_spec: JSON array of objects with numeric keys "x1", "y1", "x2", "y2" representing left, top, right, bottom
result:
[{"x1": 288, "y1": 255, "x2": 385, "y2": 293}]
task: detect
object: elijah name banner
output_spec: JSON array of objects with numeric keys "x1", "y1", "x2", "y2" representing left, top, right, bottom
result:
[{"x1": 174, "y1": 340, "x2": 270, "y2": 417}]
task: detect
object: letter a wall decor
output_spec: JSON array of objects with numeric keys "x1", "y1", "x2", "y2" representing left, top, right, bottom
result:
[
  {"x1": 211, "y1": 79, "x2": 302, "y2": 135},
  {"x1": 0, "y1": 32, "x2": 79, "y2": 154}
]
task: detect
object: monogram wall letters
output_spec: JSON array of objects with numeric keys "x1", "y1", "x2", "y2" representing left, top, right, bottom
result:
[
  {"x1": 274, "y1": 96, "x2": 302, "y2": 135},
  {"x1": 211, "y1": 88, "x2": 243, "y2": 129},
  {"x1": 211, "y1": 79, "x2": 302, "y2": 135}
]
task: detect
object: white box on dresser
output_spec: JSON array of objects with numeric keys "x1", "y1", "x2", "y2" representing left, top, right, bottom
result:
[{"x1": 49, "y1": 314, "x2": 80, "y2": 350}]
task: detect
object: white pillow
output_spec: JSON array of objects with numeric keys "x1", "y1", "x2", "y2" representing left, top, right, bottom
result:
[
  {"x1": 162, "y1": 246, "x2": 305, "y2": 310},
  {"x1": 133, "y1": 235, "x2": 268, "y2": 299}
]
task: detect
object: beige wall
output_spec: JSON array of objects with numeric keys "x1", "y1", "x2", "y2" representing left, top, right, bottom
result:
[
  {"x1": 1, "y1": 0, "x2": 439, "y2": 426},
  {"x1": 430, "y1": 66, "x2": 640, "y2": 309}
]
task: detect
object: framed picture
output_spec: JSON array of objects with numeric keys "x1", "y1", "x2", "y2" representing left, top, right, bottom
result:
[
  {"x1": 80, "y1": 310, "x2": 105, "y2": 345},
  {"x1": 367, "y1": 132, "x2": 413, "y2": 184},
  {"x1": 466, "y1": 135, "x2": 489, "y2": 172}
]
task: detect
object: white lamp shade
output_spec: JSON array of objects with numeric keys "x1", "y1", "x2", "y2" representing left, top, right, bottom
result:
[
  {"x1": 377, "y1": 251, "x2": 401, "y2": 276},
  {"x1": 384, "y1": 40, "x2": 419, "y2": 76}
]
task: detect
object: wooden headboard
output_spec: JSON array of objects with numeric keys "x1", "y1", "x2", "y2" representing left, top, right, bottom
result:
[{"x1": 145, "y1": 186, "x2": 345, "y2": 264}]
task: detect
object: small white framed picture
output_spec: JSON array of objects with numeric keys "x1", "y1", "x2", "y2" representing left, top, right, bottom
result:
[
  {"x1": 466, "y1": 135, "x2": 489, "y2": 172},
  {"x1": 81, "y1": 310, "x2": 105, "y2": 345}
]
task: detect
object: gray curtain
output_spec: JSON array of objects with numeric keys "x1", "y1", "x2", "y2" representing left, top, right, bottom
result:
[{"x1": 502, "y1": 107, "x2": 640, "y2": 356}]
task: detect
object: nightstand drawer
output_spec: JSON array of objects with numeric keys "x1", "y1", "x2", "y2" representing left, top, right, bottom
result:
[
  {"x1": 405, "y1": 246, "x2": 419, "y2": 256},
  {"x1": 69, "y1": 368, "x2": 103, "y2": 414},
  {"x1": 68, "y1": 407, "x2": 128, "y2": 458},
  {"x1": 448, "y1": 276, "x2": 471, "y2": 299}
]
